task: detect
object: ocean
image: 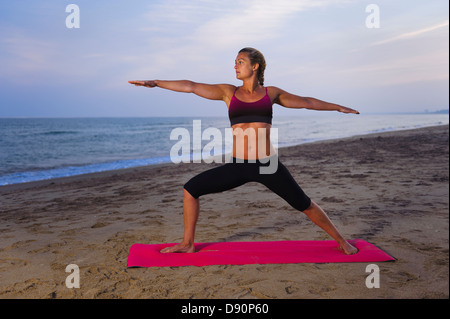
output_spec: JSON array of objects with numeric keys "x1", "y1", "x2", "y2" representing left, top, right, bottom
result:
[{"x1": 0, "y1": 113, "x2": 448, "y2": 186}]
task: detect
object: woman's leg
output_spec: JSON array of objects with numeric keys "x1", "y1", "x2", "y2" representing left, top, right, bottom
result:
[
  {"x1": 161, "y1": 188, "x2": 199, "y2": 253},
  {"x1": 302, "y1": 201, "x2": 358, "y2": 255},
  {"x1": 161, "y1": 162, "x2": 248, "y2": 253},
  {"x1": 258, "y1": 160, "x2": 358, "y2": 255}
]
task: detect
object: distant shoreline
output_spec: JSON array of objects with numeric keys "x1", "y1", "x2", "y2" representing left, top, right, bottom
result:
[{"x1": 0, "y1": 109, "x2": 449, "y2": 119}]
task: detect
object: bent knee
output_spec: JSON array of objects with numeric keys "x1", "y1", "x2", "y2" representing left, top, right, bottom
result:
[
  {"x1": 300, "y1": 198, "x2": 314, "y2": 213},
  {"x1": 183, "y1": 187, "x2": 197, "y2": 200}
]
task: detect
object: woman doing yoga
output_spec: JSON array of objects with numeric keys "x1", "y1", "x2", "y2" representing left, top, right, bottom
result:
[{"x1": 129, "y1": 47, "x2": 359, "y2": 255}]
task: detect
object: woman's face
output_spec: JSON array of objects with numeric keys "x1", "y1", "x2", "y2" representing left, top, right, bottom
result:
[{"x1": 234, "y1": 52, "x2": 258, "y2": 81}]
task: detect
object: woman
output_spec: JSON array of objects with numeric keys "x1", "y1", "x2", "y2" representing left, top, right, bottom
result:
[{"x1": 129, "y1": 47, "x2": 359, "y2": 255}]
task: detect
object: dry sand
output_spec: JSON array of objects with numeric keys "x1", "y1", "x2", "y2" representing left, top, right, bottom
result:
[{"x1": 0, "y1": 125, "x2": 448, "y2": 299}]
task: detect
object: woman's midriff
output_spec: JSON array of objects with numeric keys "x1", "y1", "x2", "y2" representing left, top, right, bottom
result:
[{"x1": 231, "y1": 122, "x2": 276, "y2": 160}]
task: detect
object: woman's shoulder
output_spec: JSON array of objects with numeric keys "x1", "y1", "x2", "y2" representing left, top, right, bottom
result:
[
  {"x1": 265, "y1": 86, "x2": 285, "y2": 102},
  {"x1": 215, "y1": 83, "x2": 237, "y2": 93},
  {"x1": 218, "y1": 84, "x2": 238, "y2": 99},
  {"x1": 265, "y1": 86, "x2": 284, "y2": 93}
]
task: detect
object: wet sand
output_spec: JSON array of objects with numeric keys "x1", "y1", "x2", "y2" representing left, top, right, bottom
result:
[{"x1": 0, "y1": 125, "x2": 448, "y2": 299}]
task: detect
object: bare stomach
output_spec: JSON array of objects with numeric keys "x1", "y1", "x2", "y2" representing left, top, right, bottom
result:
[{"x1": 231, "y1": 122, "x2": 276, "y2": 160}]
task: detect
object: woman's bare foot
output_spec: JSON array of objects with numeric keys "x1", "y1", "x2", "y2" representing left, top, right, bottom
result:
[
  {"x1": 161, "y1": 242, "x2": 196, "y2": 253},
  {"x1": 339, "y1": 241, "x2": 358, "y2": 255}
]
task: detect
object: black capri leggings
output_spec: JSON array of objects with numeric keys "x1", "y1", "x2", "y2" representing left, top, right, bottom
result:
[{"x1": 184, "y1": 157, "x2": 312, "y2": 212}]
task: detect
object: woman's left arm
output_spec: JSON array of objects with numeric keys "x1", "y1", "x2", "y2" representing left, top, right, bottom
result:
[{"x1": 271, "y1": 87, "x2": 359, "y2": 114}]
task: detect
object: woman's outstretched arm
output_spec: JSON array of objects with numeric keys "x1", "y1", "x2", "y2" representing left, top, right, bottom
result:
[
  {"x1": 270, "y1": 86, "x2": 359, "y2": 114},
  {"x1": 128, "y1": 80, "x2": 235, "y2": 102}
]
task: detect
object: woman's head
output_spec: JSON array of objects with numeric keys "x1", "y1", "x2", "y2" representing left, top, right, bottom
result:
[{"x1": 238, "y1": 47, "x2": 266, "y2": 86}]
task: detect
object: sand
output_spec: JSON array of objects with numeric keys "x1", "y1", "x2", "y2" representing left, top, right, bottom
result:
[{"x1": 0, "y1": 125, "x2": 448, "y2": 299}]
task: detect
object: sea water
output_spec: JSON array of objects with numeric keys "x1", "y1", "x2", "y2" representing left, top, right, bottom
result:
[{"x1": 0, "y1": 113, "x2": 448, "y2": 186}]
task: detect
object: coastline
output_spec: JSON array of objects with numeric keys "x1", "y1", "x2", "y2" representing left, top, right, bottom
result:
[
  {"x1": 0, "y1": 124, "x2": 448, "y2": 298},
  {"x1": 1, "y1": 114, "x2": 448, "y2": 187}
]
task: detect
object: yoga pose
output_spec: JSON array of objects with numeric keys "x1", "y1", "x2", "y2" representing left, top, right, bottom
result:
[{"x1": 129, "y1": 47, "x2": 359, "y2": 255}]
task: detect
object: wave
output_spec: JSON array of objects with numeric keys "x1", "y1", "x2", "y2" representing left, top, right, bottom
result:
[
  {"x1": 0, "y1": 156, "x2": 172, "y2": 186},
  {"x1": 41, "y1": 131, "x2": 79, "y2": 135}
]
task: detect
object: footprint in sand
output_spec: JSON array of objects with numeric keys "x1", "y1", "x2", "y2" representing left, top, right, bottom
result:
[{"x1": 91, "y1": 222, "x2": 111, "y2": 229}]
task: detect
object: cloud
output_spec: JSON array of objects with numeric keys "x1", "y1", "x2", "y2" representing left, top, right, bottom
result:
[
  {"x1": 0, "y1": 33, "x2": 56, "y2": 72},
  {"x1": 183, "y1": 0, "x2": 355, "y2": 49},
  {"x1": 127, "y1": 0, "x2": 355, "y2": 80},
  {"x1": 1, "y1": 0, "x2": 357, "y2": 87},
  {"x1": 189, "y1": 0, "x2": 304, "y2": 47},
  {"x1": 370, "y1": 20, "x2": 449, "y2": 46},
  {"x1": 342, "y1": 49, "x2": 448, "y2": 87}
]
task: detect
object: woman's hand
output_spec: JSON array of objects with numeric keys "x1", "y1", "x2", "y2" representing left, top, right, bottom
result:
[
  {"x1": 338, "y1": 105, "x2": 360, "y2": 114},
  {"x1": 128, "y1": 80, "x2": 157, "y2": 88}
]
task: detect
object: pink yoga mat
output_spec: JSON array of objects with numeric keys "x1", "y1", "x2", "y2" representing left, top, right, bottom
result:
[{"x1": 127, "y1": 239, "x2": 395, "y2": 267}]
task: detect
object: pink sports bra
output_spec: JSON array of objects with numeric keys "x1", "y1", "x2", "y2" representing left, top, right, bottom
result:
[{"x1": 228, "y1": 87, "x2": 273, "y2": 126}]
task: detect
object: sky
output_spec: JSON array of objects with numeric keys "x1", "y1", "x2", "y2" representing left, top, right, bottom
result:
[{"x1": 0, "y1": 0, "x2": 448, "y2": 117}]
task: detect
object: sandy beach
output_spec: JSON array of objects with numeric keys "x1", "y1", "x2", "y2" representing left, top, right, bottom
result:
[{"x1": 0, "y1": 124, "x2": 448, "y2": 299}]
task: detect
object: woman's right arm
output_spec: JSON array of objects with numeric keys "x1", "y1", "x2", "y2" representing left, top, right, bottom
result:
[{"x1": 128, "y1": 80, "x2": 234, "y2": 102}]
